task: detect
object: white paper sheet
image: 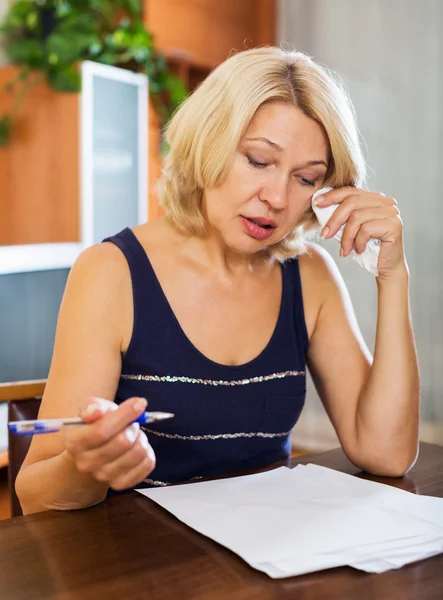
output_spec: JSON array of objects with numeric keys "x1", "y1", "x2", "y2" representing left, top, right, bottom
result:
[
  {"x1": 298, "y1": 464, "x2": 443, "y2": 528},
  {"x1": 136, "y1": 465, "x2": 443, "y2": 578}
]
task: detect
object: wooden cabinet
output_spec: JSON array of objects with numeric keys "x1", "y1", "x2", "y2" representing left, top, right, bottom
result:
[
  {"x1": 0, "y1": 67, "x2": 167, "y2": 244},
  {"x1": 145, "y1": 0, "x2": 276, "y2": 68}
]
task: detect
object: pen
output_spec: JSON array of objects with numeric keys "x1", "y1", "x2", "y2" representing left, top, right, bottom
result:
[{"x1": 8, "y1": 411, "x2": 175, "y2": 435}]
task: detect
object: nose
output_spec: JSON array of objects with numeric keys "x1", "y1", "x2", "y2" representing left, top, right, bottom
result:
[{"x1": 258, "y1": 175, "x2": 288, "y2": 210}]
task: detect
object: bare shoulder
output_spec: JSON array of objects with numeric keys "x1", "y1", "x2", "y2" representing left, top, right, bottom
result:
[
  {"x1": 69, "y1": 221, "x2": 177, "y2": 348},
  {"x1": 297, "y1": 242, "x2": 347, "y2": 338},
  {"x1": 72, "y1": 240, "x2": 129, "y2": 283},
  {"x1": 66, "y1": 240, "x2": 134, "y2": 306},
  {"x1": 63, "y1": 241, "x2": 134, "y2": 347},
  {"x1": 298, "y1": 242, "x2": 341, "y2": 280}
]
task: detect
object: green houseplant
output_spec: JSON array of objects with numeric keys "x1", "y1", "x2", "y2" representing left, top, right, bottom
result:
[{"x1": 0, "y1": 0, "x2": 187, "y2": 146}]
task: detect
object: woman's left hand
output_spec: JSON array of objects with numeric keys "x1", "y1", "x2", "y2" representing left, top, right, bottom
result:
[{"x1": 316, "y1": 187, "x2": 408, "y2": 280}]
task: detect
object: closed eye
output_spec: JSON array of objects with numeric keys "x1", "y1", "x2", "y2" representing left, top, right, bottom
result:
[
  {"x1": 299, "y1": 177, "x2": 316, "y2": 187},
  {"x1": 247, "y1": 155, "x2": 318, "y2": 186},
  {"x1": 247, "y1": 156, "x2": 269, "y2": 168}
]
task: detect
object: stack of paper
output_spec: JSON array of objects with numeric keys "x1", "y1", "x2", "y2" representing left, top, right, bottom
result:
[{"x1": 136, "y1": 464, "x2": 443, "y2": 578}]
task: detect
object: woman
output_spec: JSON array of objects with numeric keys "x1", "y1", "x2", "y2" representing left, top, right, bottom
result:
[{"x1": 16, "y1": 47, "x2": 419, "y2": 514}]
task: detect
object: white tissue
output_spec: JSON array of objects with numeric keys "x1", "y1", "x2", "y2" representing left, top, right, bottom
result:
[{"x1": 311, "y1": 187, "x2": 380, "y2": 277}]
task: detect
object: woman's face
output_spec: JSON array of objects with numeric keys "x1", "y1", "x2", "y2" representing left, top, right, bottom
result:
[{"x1": 202, "y1": 101, "x2": 330, "y2": 255}]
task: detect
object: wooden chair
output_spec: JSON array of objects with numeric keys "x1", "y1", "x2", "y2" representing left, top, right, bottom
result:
[{"x1": 0, "y1": 380, "x2": 46, "y2": 517}]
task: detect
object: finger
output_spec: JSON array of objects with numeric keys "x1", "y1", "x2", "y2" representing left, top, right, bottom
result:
[
  {"x1": 317, "y1": 188, "x2": 394, "y2": 210},
  {"x1": 110, "y1": 452, "x2": 156, "y2": 491},
  {"x1": 348, "y1": 217, "x2": 402, "y2": 257},
  {"x1": 80, "y1": 397, "x2": 117, "y2": 424},
  {"x1": 314, "y1": 186, "x2": 365, "y2": 207},
  {"x1": 65, "y1": 398, "x2": 116, "y2": 454},
  {"x1": 354, "y1": 225, "x2": 375, "y2": 255},
  {"x1": 93, "y1": 432, "x2": 155, "y2": 483},
  {"x1": 74, "y1": 422, "x2": 141, "y2": 472},
  {"x1": 90, "y1": 397, "x2": 147, "y2": 444},
  {"x1": 67, "y1": 396, "x2": 147, "y2": 453},
  {"x1": 321, "y1": 195, "x2": 386, "y2": 239},
  {"x1": 340, "y1": 208, "x2": 397, "y2": 256}
]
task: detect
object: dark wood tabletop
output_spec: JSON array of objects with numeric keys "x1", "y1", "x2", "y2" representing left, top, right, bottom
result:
[{"x1": 1, "y1": 442, "x2": 443, "y2": 600}]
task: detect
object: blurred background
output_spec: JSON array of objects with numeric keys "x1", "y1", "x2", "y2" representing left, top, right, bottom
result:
[{"x1": 0, "y1": 0, "x2": 441, "y2": 517}]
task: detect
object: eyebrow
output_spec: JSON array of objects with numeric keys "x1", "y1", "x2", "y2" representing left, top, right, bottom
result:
[{"x1": 244, "y1": 136, "x2": 329, "y2": 168}]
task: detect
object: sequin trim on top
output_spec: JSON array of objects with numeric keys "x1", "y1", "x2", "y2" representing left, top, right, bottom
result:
[
  {"x1": 143, "y1": 475, "x2": 203, "y2": 487},
  {"x1": 121, "y1": 369, "x2": 305, "y2": 386},
  {"x1": 142, "y1": 428, "x2": 292, "y2": 441},
  {"x1": 143, "y1": 478, "x2": 170, "y2": 486}
]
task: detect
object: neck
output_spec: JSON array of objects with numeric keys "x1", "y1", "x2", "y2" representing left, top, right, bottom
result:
[{"x1": 167, "y1": 219, "x2": 274, "y2": 277}]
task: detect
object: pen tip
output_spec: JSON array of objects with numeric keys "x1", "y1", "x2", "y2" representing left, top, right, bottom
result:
[{"x1": 151, "y1": 412, "x2": 175, "y2": 421}]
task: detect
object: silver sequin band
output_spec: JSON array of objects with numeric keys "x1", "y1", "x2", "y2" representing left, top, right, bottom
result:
[
  {"x1": 143, "y1": 428, "x2": 292, "y2": 441},
  {"x1": 143, "y1": 475, "x2": 203, "y2": 487},
  {"x1": 121, "y1": 369, "x2": 305, "y2": 387},
  {"x1": 143, "y1": 478, "x2": 170, "y2": 486}
]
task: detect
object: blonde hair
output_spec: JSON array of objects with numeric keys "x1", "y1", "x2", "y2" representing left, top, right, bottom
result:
[{"x1": 158, "y1": 46, "x2": 366, "y2": 259}]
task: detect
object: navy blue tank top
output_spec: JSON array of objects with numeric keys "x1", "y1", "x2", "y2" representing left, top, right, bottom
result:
[{"x1": 103, "y1": 228, "x2": 309, "y2": 490}]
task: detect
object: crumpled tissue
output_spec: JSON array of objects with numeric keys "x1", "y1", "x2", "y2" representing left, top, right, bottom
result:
[{"x1": 311, "y1": 187, "x2": 381, "y2": 277}]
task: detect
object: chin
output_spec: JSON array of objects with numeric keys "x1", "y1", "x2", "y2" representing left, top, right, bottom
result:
[{"x1": 227, "y1": 234, "x2": 272, "y2": 256}]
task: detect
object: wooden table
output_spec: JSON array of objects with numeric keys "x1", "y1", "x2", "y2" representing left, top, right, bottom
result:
[{"x1": 1, "y1": 442, "x2": 443, "y2": 600}]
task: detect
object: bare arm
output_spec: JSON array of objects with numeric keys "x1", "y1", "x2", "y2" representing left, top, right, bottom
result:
[
  {"x1": 300, "y1": 245, "x2": 419, "y2": 477},
  {"x1": 355, "y1": 271, "x2": 419, "y2": 473},
  {"x1": 15, "y1": 242, "x2": 151, "y2": 514}
]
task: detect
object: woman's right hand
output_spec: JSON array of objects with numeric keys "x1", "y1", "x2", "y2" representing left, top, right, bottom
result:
[{"x1": 64, "y1": 397, "x2": 156, "y2": 491}]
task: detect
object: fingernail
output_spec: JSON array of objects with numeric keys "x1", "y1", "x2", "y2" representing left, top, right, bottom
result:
[
  {"x1": 83, "y1": 403, "x2": 101, "y2": 416},
  {"x1": 125, "y1": 423, "x2": 140, "y2": 444},
  {"x1": 134, "y1": 397, "x2": 147, "y2": 412},
  {"x1": 320, "y1": 226, "x2": 329, "y2": 239},
  {"x1": 147, "y1": 444, "x2": 156, "y2": 463}
]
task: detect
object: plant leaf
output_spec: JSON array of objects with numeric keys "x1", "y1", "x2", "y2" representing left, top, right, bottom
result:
[
  {"x1": 0, "y1": 115, "x2": 12, "y2": 146},
  {"x1": 5, "y1": 39, "x2": 46, "y2": 68},
  {"x1": 47, "y1": 65, "x2": 81, "y2": 92},
  {"x1": 3, "y1": 1, "x2": 36, "y2": 29},
  {"x1": 122, "y1": 0, "x2": 142, "y2": 17},
  {"x1": 165, "y1": 74, "x2": 188, "y2": 108},
  {"x1": 55, "y1": 12, "x2": 100, "y2": 36},
  {"x1": 46, "y1": 31, "x2": 99, "y2": 63},
  {"x1": 96, "y1": 52, "x2": 119, "y2": 65}
]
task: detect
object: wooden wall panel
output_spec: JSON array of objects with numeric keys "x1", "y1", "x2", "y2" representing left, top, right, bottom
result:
[
  {"x1": 0, "y1": 67, "x2": 79, "y2": 245},
  {"x1": 145, "y1": 0, "x2": 276, "y2": 67},
  {"x1": 255, "y1": 0, "x2": 277, "y2": 45}
]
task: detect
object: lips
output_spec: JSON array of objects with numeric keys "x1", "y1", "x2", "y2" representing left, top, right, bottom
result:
[
  {"x1": 239, "y1": 215, "x2": 277, "y2": 240},
  {"x1": 244, "y1": 216, "x2": 277, "y2": 229}
]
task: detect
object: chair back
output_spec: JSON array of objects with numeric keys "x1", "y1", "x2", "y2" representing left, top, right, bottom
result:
[{"x1": 0, "y1": 380, "x2": 45, "y2": 517}]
